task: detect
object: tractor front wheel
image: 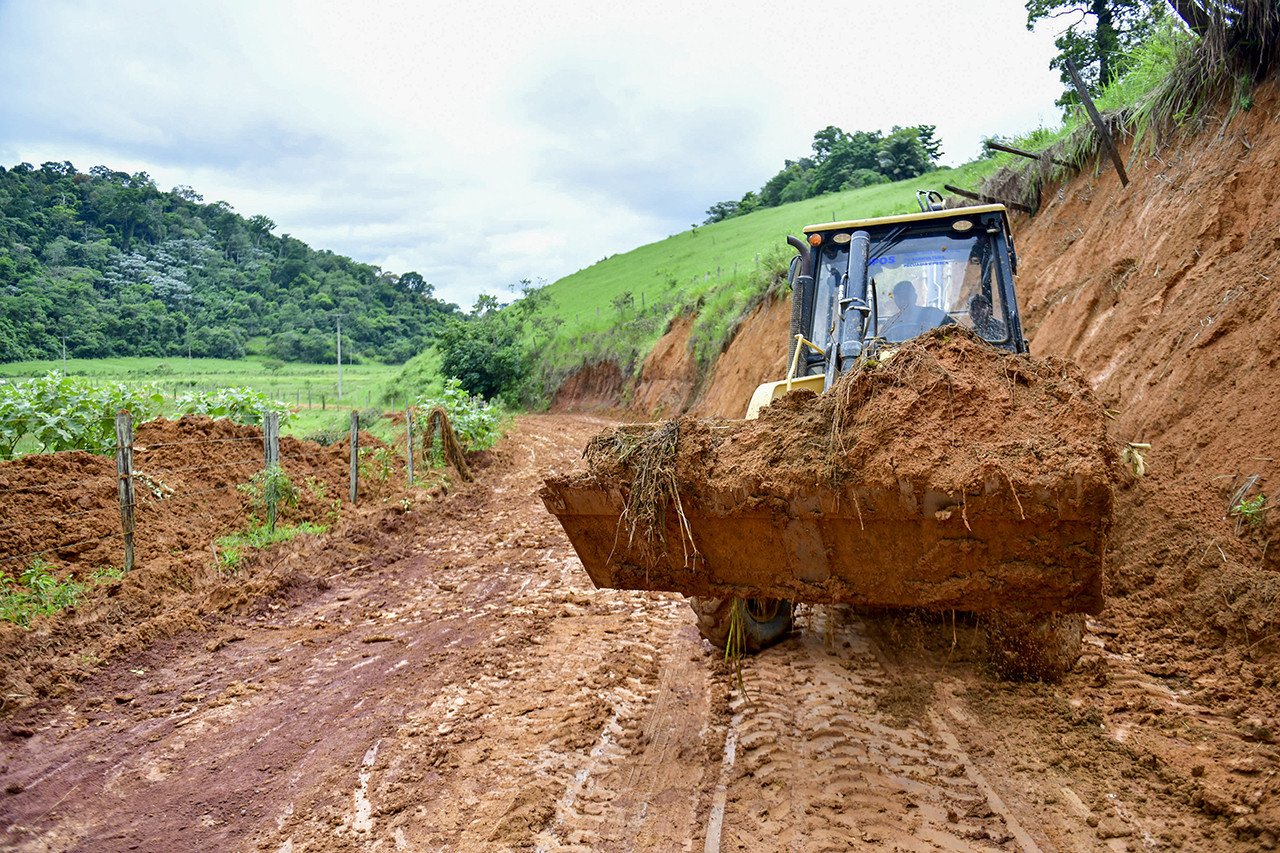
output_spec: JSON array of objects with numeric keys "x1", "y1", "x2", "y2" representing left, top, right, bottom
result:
[{"x1": 691, "y1": 597, "x2": 793, "y2": 653}]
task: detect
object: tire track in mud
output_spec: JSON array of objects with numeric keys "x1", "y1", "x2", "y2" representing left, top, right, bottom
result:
[
  {"x1": 717, "y1": 608, "x2": 1027, "y2": 852},
  {"x1": 251, "y1": 415, "x2": 726, "y2": 852}
]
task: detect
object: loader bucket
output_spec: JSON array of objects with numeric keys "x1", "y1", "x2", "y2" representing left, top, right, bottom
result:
[
  {"x1": 540, "y1": 330, "x2": 1117, "y2": 616},
  {"x1": 541, "y1": 452, "x2": 1108, "y2": 613}
]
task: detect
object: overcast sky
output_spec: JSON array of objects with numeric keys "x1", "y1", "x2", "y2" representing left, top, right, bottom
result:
[{"x1": 0, "y1": 0, "x2": 1068, "y2": 309}]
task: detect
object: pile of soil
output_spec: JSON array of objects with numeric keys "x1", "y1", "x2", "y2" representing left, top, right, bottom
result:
[
  {"x1": 0, "y1": 415, "x2": 412, "y2": 712},
  {"x1": 545, "y1": 329, "x2": 1119, "y2": 612}
]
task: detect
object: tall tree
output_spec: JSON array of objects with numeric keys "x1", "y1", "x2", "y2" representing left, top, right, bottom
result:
[{"x1": 1026, "y1": 0, "x2": 1165, "y2": 103}]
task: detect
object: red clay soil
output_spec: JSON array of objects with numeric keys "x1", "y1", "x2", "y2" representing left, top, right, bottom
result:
[
  {"x1": 689, "y1": 295, "x2": 791, "y2": 419},
  {"x1": 627, "y1": 314, "x2": 699, "y2": 419},
  {"x1": 545, "y1": 329, "x2": 1116, "y2": 612},
  {"x1": 548, "y1": 361, "x2": 625, "y2": 413},
  {"x1": 1013, "y1": 82, "x2": 1280, "y2": 656},
  {"x1": 0, "y1": 416, "x2": 402, "y2": 713}
]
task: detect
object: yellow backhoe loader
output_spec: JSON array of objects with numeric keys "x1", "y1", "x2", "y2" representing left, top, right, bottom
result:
[{"x1": 542, "y1": 198, "x2": 1115, "y2": 676}]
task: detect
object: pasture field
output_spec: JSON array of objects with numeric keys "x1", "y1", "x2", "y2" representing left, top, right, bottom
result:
[{"x1": 529, "y1": 159, "x2": 1002, "y2": 375}]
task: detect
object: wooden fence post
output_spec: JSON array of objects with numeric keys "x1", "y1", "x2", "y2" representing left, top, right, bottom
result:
[
  {"x1": 1065, "y1": 56, "x2": 1129, "y2": 188},
  {"x1": 114, "y1": 410, "x2": 135, "y2": 572},
  {"x1": 263, "y1": 410, "x2": 280, "y2": 528},
  {"x1": 405, "y1": 406, "x2": 414, "y2": 486},
  {"x1": 349, "y1": 411, "x2": 359, "y2": 504},
  {"x1": 264, "y1": 411, "x2": 279, "y2": 468}
]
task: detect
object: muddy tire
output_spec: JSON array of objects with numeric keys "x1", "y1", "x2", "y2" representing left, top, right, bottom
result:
[
  {"x1": 984, "y1": 612, "x2": 1084, "y2": 681},
  {"x1": 691, "y1": 597, "x2": 793, "y2": 653}
]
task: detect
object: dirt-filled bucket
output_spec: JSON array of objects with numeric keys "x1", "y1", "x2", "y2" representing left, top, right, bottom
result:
[{"x1": 541, "y1": 329, "x2": 1118, "y2": 615}]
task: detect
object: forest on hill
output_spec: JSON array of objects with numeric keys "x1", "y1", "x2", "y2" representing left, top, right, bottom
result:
[{"x1": 0, "y1": 162, "x2": 462, "y2": 364}]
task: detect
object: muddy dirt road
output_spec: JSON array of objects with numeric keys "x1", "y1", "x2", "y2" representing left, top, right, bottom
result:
[{"x1": 0, "y1": 415, "x2": 1259, "y2": 851}]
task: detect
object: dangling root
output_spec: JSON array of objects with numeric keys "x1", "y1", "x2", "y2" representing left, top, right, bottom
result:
[
  {"x1": 424, "y1": 407, "x2": 474, "y2": 482},
  {"x1": 588, "y1": 420, "x2": 696, "y2": 566}
]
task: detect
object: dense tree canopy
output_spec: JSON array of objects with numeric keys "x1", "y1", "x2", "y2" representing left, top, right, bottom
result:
[
  {"x1": 703, "y1": 124, "x2": 941, "y2": 224},
  {"x1": 0, "y1": 161, "x2": 462, "y2": 363}
]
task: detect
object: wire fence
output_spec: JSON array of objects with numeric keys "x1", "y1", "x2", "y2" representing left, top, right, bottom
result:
[{"x1": 0, "y1": 406, "x2": 471, "y2": 576}]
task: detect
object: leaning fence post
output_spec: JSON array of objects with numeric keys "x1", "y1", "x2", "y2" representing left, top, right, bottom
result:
[
  {"x1": 1065, "y1": 56, "x2": 1129, "y2": 188},
  {"x1": 405, "y1": 406, "x2": 414, "y2": 486},
  {"x1": 115, "y1": 410, "x2": 135, "y2": 572},
  {"x1": 349, "y1": 410, "x2": 359, "y2": 504}
]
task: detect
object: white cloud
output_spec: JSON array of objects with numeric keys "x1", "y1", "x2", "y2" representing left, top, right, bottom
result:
[{"x1": 0, "y1": 0, "x2": 1065, "y2": 308}]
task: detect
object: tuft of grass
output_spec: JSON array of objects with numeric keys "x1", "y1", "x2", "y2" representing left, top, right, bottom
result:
[{"x1": 215, "y1": 521, "x2": 327, "y2": 571}]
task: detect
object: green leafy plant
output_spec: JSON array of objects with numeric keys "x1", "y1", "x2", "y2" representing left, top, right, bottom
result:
[
  {"x1": 238, "y1": 465, "x2": 298, "y2": 531},
  {"x1": 414, "y1": 377, "x2": 502, "y2": 458},
  {"x1": 0, "y1": 560, "x2": 87, "y2": 626},
  {"x1": 358, "y1": 445, "x2": 396, "y2": 498},
  {"x1": 0, "y1": 373, "x2": 163, "y2": 459},
  {"x1": 1231, "y1": 494, "x2": 1268, "y2": 531},
  {"x1": 175, "y1": 387, "x2": 291, "y2": 426}
]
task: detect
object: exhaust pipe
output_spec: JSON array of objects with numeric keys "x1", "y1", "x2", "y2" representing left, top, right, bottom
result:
[{"x1": 785, "y1": 236, "x2": 813, "y2": 369}]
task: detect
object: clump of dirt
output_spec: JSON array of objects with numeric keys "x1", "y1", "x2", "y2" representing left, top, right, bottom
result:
[{"x1": 547, "y1": 329, "x2": 1119, "y2": 613}]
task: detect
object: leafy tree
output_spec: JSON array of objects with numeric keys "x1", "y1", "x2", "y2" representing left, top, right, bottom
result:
[
  {"x1": 437, "y1": 283, "x2": 551, "y2": 403},
  {"x1": 1026, "y1": 0, "x2": 1165, "y2": 104},
  {"x1": 759, "y1": 161, "x2": 811, "y2": 208},
  {"x1": 809, "y1": 129, "x2": 883, "y2": 195},
  {"x1": 876, "y1": 126, "x2": 934, "y2": 181},
  {"x1": 704, "y1": 200, "x2": 739, "y2": 224}
]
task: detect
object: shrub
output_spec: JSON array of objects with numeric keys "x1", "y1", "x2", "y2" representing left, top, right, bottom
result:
[
  {"x1": 238, "y1": 465, "x2": 298, "y2": 531},
  {"x1": 414, "y1": 377, "x2": 502, "y2": 454},
  {"x1": 175, "y1": 387, "x2": 291, "y2": 426},
  {"x1": 0, "y1": 373, "x2": 163, "y2": 459}
]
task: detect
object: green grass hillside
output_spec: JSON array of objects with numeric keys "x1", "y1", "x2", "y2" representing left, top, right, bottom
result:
[{"x1": 527, "y1": 159, "x2": 1000, "y2": 390}]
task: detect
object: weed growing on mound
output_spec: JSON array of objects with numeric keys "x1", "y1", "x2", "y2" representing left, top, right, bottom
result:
[
  {"x1": 358, "y1": 446, "x2": 396, "y2": 500},
  {"x1": 0, "y1": 561, "x2": 123, "y2": 627},
  {"x1": 1231, "y1": 494, "x2": 1268, "y2": 531}
]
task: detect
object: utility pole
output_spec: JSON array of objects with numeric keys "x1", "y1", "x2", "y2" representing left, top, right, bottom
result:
[{"x1": 334, "y1": 314, "x2": 344, "y2": 401}]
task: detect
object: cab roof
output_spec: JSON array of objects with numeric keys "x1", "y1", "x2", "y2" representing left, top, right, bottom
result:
[{"x1": 802, "y1": 203, "x2": 1009, "y2": 235}]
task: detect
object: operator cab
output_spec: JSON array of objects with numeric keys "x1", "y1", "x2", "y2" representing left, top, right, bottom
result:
[{"x1": 794, "y1": 204, "x2": 1028, "y2": 380}]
